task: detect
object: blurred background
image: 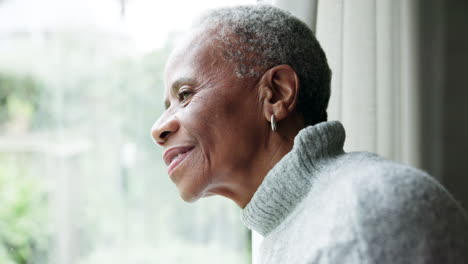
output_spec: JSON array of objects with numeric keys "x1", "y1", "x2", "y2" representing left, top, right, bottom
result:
[
  {"x1": 0, "y1": 0, "x2": 255, "y2": 263},
  {"x1": 1, "y1": 0, "x2": 467, "y2": 264}
]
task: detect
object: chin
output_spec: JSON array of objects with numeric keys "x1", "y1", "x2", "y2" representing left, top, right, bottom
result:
[
  {"x1": 174, "y1": 171, "x2": 213, "y2": 203},
  {"x1": 179, "y1": 193, "x2": 199, "y2": 203},
  {"x1": 177, "y1": 185, "x2": 205, "y2": 203}
]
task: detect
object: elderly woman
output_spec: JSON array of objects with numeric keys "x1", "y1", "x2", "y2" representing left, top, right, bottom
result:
[{"x1": 151, "y1": 5, "x2": 468, "y2": 264}]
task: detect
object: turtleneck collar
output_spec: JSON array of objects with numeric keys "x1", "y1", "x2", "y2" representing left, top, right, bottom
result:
[{"x1": 241, "y1": 120, "x2": 346, "y2": 236}]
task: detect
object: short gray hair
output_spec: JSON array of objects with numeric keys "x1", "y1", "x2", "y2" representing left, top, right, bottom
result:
[{"x1": 193, "y1": 4, "x2": 331, "y2": 126}]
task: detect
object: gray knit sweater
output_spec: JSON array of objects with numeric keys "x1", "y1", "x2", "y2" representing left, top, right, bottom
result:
[{"x1": 242, "y1": 121, "x2": 468, "y2": 264}]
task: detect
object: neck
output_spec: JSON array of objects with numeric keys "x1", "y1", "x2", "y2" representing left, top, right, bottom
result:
[{"x1": 205, "y1": 117, "x2": 303, "y2": 208}]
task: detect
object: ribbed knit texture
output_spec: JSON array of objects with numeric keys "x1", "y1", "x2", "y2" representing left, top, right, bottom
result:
[{"x1": 242, "y1": 121, "x2": 468, "y2": 264}]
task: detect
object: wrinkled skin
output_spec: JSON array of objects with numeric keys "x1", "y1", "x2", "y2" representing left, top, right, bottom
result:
[{"x1": 151, "y1": 29, "x2": 303, "y2": 208}]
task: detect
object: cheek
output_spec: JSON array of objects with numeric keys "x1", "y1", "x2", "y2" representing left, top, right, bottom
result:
[
  {"x1": 178, "y1": 86, "x2": 264, "y2": 175},
  {"x1": 175, "y1": 96, "x2": 220, "y2": 173},
  {"x1": 203, "y1": 96, "x2": 263, "y2": 168},
  {"x1": 183, "y1": 91, "x2": 232, "y2": 142}
]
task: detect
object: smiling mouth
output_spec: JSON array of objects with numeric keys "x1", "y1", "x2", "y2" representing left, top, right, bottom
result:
[{"x1": 165, "y1": 147, "x2": 194, "y2": 175}]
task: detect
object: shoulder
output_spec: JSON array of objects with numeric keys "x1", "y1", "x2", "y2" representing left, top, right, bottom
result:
[
  {"x1": 344, "y1": 152, "x2": 466, "y2": 218},
  {"x1": 339, "y1": 152, "x2": 468, "y2": 263}
]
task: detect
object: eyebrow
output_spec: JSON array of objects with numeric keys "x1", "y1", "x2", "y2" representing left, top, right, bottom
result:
[{"x1": 164, "y1": 77, "x2": 197, "y2": 110}]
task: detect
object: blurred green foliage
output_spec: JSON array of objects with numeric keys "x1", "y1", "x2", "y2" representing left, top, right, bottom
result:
[
  {"x1": 0, "y1": 155, "x2": 49, "y2": 264},
  {"x1": 0, "y1": 73, "x2": 41, "y2": 129},
  {"x1": 0, "y1": 69, "x2": 49, "y2": 264}
]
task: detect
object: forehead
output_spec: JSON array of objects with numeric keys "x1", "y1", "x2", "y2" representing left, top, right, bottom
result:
[
  {"x1": 163, "y1": 29, "x2": 226, "y2": 95},
  {"x1": 165, "y1": 28, "x2": 219, "y2": 71}
]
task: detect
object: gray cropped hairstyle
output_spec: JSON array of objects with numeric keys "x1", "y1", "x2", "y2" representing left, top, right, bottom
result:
[{"x1": 193, "y1": 4, "x2": 331, "y2": 126}]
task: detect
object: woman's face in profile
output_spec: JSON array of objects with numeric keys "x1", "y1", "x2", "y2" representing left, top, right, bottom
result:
[{"x1": 152, "y1": 33, "x2": 267, "y2": 202}]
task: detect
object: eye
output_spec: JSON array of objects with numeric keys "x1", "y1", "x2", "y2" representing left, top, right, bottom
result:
[{"x1": 177, "y1": 89, "x2": 192, "y2": 102}]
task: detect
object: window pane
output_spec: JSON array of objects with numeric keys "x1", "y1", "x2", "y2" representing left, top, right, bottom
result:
[{"x1": 0, "y1": 1, "x2": 254, "y2": 263}]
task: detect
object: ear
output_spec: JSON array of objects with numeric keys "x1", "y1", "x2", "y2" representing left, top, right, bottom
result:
[{"x1": 258, "y1": 65, "x2": 300, "y2": 124}]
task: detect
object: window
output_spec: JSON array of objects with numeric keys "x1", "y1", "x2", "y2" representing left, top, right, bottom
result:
[{"x1": 0, "y1": 0, "x2": 254, "y2": 263}]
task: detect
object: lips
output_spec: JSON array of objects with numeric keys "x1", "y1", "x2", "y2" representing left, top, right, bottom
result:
[{"x1": 163, "y1": 146, "x2": 195, "y2": 174}]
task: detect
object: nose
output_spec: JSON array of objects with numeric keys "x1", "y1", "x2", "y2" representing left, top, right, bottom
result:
[{"x1": 151, "y1": 113, "x2": 180, "y2": 146}]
